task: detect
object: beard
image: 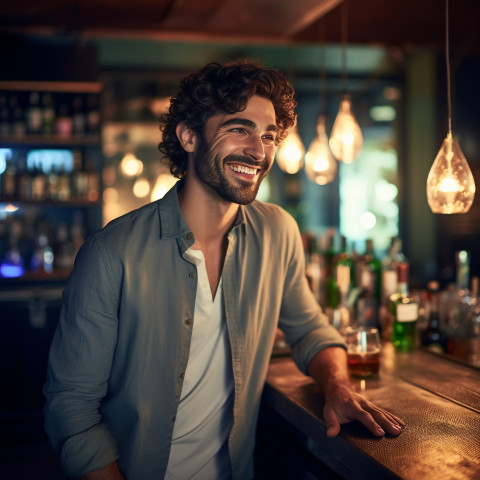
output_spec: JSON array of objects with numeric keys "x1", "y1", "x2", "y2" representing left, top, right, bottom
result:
[{"x1": 193, "y1": 134, "x2": 271, "y2": 205}]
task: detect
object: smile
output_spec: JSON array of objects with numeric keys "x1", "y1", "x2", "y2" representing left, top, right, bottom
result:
[{"x1": 228, "y1": 164, "x2": 258, "y2": 175}]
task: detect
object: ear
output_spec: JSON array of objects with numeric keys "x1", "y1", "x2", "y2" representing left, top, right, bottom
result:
[{"x1": 176, "y1": 122, "x2": 197, "y2": 153}]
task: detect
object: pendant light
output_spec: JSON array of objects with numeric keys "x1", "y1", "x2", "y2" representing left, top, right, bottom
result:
[
  {"x1": 276, "y1": 48, "x2": 305, "y2": 175},
  {"x1": 306, "y1": 116, "x2": 338, "y2": 185},
  {"x1": 426, "y1": 0, "x2": 475, "y2": 214},
  {"x1": 276, "y1": 125, "x2": 305, "y2": 174},
  {"x1": 305, "y1": 21, "x2": 337, "y2": 185},
  {"x1": 329, "y1": 0, "x2": 363, "y2": 164}
]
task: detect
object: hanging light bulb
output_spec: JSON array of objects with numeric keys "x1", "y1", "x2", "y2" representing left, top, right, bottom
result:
[
  {"x1": 426, "y1": 0, "x2": 475, "y2": 214},
  {"x1": 305, "y1": 116, "x2": 337, "y2": 185},
  {"x1": 276, "y1": 125, "x2": 305, "y2": 174},
  {"x1": 329, "y1": 95, "x2": 363, "y2": 164},
  {"x1": 427, "y1": 133, "x2": 475, "y2": 214}
]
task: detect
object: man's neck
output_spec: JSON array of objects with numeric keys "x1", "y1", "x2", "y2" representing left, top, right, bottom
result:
[
  {"x1": 178, "y1": 176, "x2": 238, "y2": 299},
  {"x1": 178, "y1": 175, "x2": 239, "y2": 247}
]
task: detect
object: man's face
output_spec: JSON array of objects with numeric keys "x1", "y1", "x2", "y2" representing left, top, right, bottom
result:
[{"x1": 192, "y1": 95, "x2": 278, "y2": 205}]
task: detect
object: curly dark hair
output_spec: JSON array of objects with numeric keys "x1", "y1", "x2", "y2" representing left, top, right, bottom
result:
[{"x1": 158, "y1": 61, "x2": 297, "y2": 179}]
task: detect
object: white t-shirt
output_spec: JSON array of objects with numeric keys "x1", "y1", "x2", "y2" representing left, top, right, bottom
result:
[{"x1": 165, "y1": 248, "x2": 234, "y2": 480}]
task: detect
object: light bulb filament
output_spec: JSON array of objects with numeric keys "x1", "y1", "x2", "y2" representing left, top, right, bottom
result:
[{"x1": 438, "y1": 176, "x2": 460, "y2": 193}]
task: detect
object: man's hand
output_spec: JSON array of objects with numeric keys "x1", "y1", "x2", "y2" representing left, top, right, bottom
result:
[
  {"x1": 308, "y1": 346, "x2": 405, "y2": 438},
  {"x1": 81, "y1": 461, "x2": 125, "y2": 480},
  {"x1": 323, "y1": 381, "x2": 404, "y2": 437}
]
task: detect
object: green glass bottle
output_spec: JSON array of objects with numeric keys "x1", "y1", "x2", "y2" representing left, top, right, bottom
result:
[{"x1": 392, "y1": 262, "x2": 418, "y2": 352}]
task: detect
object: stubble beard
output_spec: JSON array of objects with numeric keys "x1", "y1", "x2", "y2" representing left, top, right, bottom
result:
[{"x1": 193, "y1": 135, "x2": 270, "y2": 205}]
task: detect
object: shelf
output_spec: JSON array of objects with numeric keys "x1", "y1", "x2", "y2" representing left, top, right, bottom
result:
[
  {"x1": 0, "y1": 80, "x2": 102, "y2": 94},
  {"x1": 0, "y1": 134, "x2": 101, "y2": 147},
  {"x1": 0, "y1": 199, "x2": 101, "y2": 208},
  {"x1": 0, "y1": 269, "x2": 71, "y2": 290}
]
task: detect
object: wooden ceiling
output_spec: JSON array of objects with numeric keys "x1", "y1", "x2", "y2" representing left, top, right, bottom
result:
[{"x1": 0, "y1": 0, "x2": 479, "y2": 53}]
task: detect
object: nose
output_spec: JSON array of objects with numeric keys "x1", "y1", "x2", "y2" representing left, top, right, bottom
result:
[{"x1": 243, "y1": 135, "x2": 266, "y2": 162}]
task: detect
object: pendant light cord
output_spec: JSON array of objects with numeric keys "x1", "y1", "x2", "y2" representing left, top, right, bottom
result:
[
  {"x1": 319, "y1": 19, "x2": 327, "y2": 115},
  {"x1": 446, "y1": 0, "x2": 452, "y2": 135},
  {"x1": 341, "y1": 0, "x2": 348, "y2": 92}
]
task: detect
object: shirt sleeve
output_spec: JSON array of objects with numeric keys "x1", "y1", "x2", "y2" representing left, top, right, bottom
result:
[
  {"x1": 277, "y1": 214, "x2": 346, "y2": 374},
  {"x1": 43, "y1": 235, "x2": 121, "y2": 478}
]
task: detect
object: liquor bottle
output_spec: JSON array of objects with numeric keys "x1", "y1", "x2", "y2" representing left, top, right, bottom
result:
[
  {"x1": 42, "y1": 93, "x2": 55, "y2": 135},
  {"x1": 0, "y1": 94, "x2": 9, "y2": 135},
  {"x1": 363, "y1": 239, "x2": 382, "y2": 303},
  {"x1": 392, "y1": 262, "x2": 418, "y2": 352},
  {"x1": 461, "y1": 276, "x2": 480, "y2": 365},
  {"x1": 26, "y1": 92, "x2": 43, "y2": 134},
  {"x1": 445, "y1": 250, "x2": 471, "y2": 350},
  {"x1": 55, "y1": 101, "x2": 73, "y2": 137},
  {"x1": 355, "y1": 265, "x2": 379, "y2": 329},
  {"x1": 71, "y1": 149, "x2": 88, "y2": 200},
  {"x1": 2, "y1": 161, "x2": 17, "y2": 199},
  {"x1": 86, "y1": 160, "x2": 100, "y2": 202},
  {"x1": 30, "y1": 233, "x2": 54, "y2": 274},
  {"x1": 58, "y1": 165, "x2": 72, "y2": 201},
  {"x1": 304, "y1": 233, "x2": 322, "y2": 303},
  {"x1": 86, "y1": 95, "x2": 101, "y2": 134},
  {"x1": 337, "y1": 236, "x2": 355, "y2": 288},
  {"x1": 331, "y1": 262, "x2": 352, "y2": 335},
  {"x1": 324, "y1": 228, "x2": 339, "y2": 309},
  {"x1": 380, "y1": 237, "x2": 406, "y2": 340},
  {"x1": 421, "y1": 281, "x2": 447, "y2": 353},
  {"x1": 72, "y1": 96, "x2": 86, "y2": 135}
]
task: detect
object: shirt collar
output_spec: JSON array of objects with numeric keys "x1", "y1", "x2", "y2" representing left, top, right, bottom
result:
[{"x1": 157, "y1": 180, "x2": 247, "y2": 239}]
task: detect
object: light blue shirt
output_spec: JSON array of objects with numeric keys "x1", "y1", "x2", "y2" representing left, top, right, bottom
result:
[{"x1": 43, "y1": 182, "x2": 346, "y2": 479}]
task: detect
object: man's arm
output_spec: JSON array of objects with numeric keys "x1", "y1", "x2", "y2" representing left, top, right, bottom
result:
[{"x1": 307, "y1": 346, "x2": 404, "y2": 437}]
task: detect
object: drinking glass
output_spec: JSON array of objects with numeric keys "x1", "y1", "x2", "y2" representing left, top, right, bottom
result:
[{"x1": 345, "y1": 327, "x2": 382, "y2": 378}]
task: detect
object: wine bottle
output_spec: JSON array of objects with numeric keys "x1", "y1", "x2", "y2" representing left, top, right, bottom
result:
[
  {"x1": 324, "y1": 228, "x2": 339, "y2": 309},
  {"x1": 363, "y1": 239, "x2": 382, "y2": 303},
  {"x1": 392, "y1": 262, "x2": 418, "y2": 352},
  {"x1": 421, "y1": 281, "x2": 447, "y2": 353},
  {"x1": 355, "y1": 266, "x2": 379, "y2": 329}
]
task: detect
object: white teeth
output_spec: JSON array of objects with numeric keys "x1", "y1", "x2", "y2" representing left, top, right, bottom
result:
[{"x1": 230, "y1": 164, "x2": 257, "y2": 175}]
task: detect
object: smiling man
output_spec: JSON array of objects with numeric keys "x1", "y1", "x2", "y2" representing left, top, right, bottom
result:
[{"x1": 43, "y1": 62, "x2": 404, "y2": 480}]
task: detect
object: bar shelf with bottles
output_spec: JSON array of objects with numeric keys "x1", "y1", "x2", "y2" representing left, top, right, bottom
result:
[
  {"x1": 302, "y1": 230, "x2": 480, "y2": 369},
  {"x1": 0, "y1": 80, "x2": 103, "y2": 284}
]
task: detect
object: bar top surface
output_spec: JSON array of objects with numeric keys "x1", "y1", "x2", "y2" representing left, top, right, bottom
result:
[{"x1": 263, "y1": 343, "x2": 480, "y2": 480}]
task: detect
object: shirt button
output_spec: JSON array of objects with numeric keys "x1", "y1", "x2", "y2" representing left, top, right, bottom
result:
[
  {"x1": 189, "y1": 272, "x2": 196, "y2": 279},
  {"x1": 180, "y1": 372, "x2": 185, "y2": 379},
  {"x1": 185, "y1": 232, "x2": 193, "y2": 241},
  {"x1": 171, "y1": 416, "x2": 176, "y2": 423},
  {"x1": 185, "y1": 318, "x2": 192, "y2": 325}
]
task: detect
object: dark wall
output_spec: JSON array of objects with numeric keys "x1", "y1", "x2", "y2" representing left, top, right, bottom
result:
[{"x1": 436, "y1": 56, "x2": 480, "y2": 284}]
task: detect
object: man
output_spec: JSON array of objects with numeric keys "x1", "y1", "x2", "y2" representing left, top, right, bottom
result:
[{"x1": 44, "y1": 62, "x2": 404, "y2": 480}]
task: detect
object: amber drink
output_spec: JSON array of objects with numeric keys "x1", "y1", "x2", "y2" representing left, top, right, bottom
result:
[{"x1": 346, "y1": 327, "x2": 381, "y2": 378}]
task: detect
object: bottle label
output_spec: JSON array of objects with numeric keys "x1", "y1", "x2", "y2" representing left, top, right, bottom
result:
[{"x1": 397, "y1": 303, "x2": 418, "y2": 322}]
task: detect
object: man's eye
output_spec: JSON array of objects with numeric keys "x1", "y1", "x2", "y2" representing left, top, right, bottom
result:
[
  {"x1": 263, "y1": 134, "x2": 276, "y2": 142},
  {"x1": 230, "y1": 127, "x2": 247, "y2": 134}
]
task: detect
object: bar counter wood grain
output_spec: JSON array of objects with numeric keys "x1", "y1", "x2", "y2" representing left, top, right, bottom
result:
[{"x1": 255, "y1": 342, "x2": 480, "y2": 480}]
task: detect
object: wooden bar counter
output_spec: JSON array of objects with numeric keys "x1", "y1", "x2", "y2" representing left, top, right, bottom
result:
[{"x1": 255, "y1": 343, "x2": 480, "y2": 480}]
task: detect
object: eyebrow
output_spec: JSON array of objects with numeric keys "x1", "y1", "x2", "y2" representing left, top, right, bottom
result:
[{"x1": 219, "y1": 118, "x2": 279, "y2": 132}]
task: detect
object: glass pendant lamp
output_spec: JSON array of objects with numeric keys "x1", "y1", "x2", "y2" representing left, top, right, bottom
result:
[
  {"x1": 426, "y1": 0, "x2": 475, "y2": 214},
  {"x1": 276, "y1": 125, "x2": 305, "y2": 174},
  {"x1": 329, "y1": 95, "x2": 363, "y2": 164},
  {"x1": 427, "y1": 133, "x2": 475, "y2": 214},
  {"x1": 305, "y1": 116, "x2": 337, "y2": 185},
  {"x1": 328, "y1": 0, "x2": 363, "y2": 164}
]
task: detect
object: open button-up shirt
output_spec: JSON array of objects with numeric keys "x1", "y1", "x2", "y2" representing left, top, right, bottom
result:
[{"x1": 44, "y1": 182, "x2": 346, "y2": 479}]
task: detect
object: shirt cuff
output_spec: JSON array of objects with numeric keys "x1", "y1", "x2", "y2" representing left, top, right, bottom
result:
[{"x1": 61, "y1": 423, "x2": 119, "y2": 478}]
